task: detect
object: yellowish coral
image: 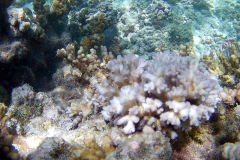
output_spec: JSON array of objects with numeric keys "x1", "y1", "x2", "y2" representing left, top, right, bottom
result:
[
  {"x1": 51, "y1": 0, "x2": 70, "y2": 15},
  {"x1": 69, "y1": 100, "x2": 93, "y2": 121},
  {"x1": 94, "y1": 13, "x2": 106, "y2": 33},
  {"x1": 0, "y1": 103, "x2": 7, "y2": 124},
  {"x1": 57, "y1": 43, "x2": 113, "y2": 82},
  {"x1": 82, "y1": 33, "x2": 105, "y2": 50},
  {"x1": 72, "y1": 134, "x2": 115, "y2": 160},
  {"x1": 201, "y1": 50, "x2": 225, "y2": 76},
  {"x1": 202, "y1": 42, "x2": 240, "y2": 86},
  {"x1": 178, "y1": 43, "x2": 198, "y2": 58}
]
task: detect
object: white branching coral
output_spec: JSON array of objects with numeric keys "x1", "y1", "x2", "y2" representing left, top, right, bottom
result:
[{"x1": 96, "y1": 51, "x2": 222, "y2": 138}]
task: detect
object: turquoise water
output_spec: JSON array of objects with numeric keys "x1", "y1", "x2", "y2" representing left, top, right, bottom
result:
[{"x1": 0, "y1": 0, "x2": 240, "y2": 159}]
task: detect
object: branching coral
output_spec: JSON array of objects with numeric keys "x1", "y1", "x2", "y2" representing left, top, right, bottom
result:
[
  {"x1": 202, "y1": 42, "x2": 240, "y2": 86},
  {"x1": 219, "y1": 81, "x2": 240, "y2": 105},
  {"x1": 32, "y1": 0, "x2": 50, "y2": 27},
  {"x1": 57, "y1": 43, "x2": 113, "y2": 82},
  {"x1": 96, "y1": 51, "x2": 222, "y2": 138},
  {"x1": 178, "y1": 43, "x2": 198, "y2": 58}
]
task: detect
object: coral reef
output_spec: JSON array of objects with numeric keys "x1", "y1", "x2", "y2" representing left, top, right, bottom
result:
[
  {"x1": 81, "y1": 33, "x2": 105, "y2": 49},
  {"x1": 219, "y1": 82, "x2": 240, "y2": 105},
  {"x1": 1, "y1": 0, "x2": 240, "y2": 159},
  {"x1": 202, "y1": 42, "x2": 240, "y2": 86},
  {"x1": 0, "y1": 103, "x2": 20, "y2": 160},
  {"x1": 6, "y1": 84, "x2": 42, "y2": 135},
  {"x1": 0, "y1": 41, "x2": 27, "y2": 63},
  {"x1": 72, "y1": 134, "x2": 115, "y2": 159},
  {"x1": 7, "y1": 8, "x2": 31, "y2": 37},
  {"x1": 57, "y1": 43, "x2": 113, "y2": 82},
  {"x1": 110, "y1": 127, "x2": 172, "y2": 159},
  {"x1": 51, "y1": 0, "x2": 70, "y2": 16},
  {"x1": 222, "y1": 142, "x2": 240, "y2": 160},
  {"x1": 27, "y1": 134, "x2": 115, "y2": 160},
  {"x1": 96, "y1": 51, "x2": 222, "y2": 138}
]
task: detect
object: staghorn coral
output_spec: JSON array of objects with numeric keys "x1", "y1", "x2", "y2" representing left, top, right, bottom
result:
[
  {"x1": 96, "y1": 50, "x2": 222, "y2": 138},
  {"x1": 178, "y1": 43, "x2": 198, "y2": 58},
  {"x1": 57, "y1": 43, "x2": 113, "y2": 82},
  {"x1": 201, "y1": 50, "x2": 225, "y2": 77},
  {"x1": 202, "y1": 42, "x2": 240, "y2": 86}
]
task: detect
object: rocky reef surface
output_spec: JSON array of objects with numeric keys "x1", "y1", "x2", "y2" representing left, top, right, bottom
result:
[{"x1": 1, "y1": 0, "x2": 240, "y2": 159}]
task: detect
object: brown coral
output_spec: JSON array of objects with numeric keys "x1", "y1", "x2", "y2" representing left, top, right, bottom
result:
[
  {"x1": 76, "y1": 134, "x2": 115, "y2": 159},
  {"x1": 57, "y1": 43, "x2": 113, "y2": 82},
  {"x1": 178, "y1": 43, "x2": 198, "y2": 58},
  {"x1": 0, "y1": 41, "x2": 27, "y2": 63},
  {"x1": 202, "y1": 42, "x2": 240, "y2": 86},
  {"x1": 82, "y1": 33, "x2": 105, "y2": 50},
  {"x1": 51, "y1": 0, "x2": 70, "y2": 16}
]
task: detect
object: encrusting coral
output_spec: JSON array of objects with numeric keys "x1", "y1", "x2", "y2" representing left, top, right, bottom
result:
[
  {"x1": 0, "y1": 41, "x2": 27, "y2": 63},
  {"x1": 110, "y1": 127, "x2": 172, "y2": 159},
  {"x1": 95, "y1": 50, "x2": 222, "y2": 139},
  {"x1": 51, "y1": 0, "x2": 70, "y2": 16},
  {"x1": 72, "y1": 134, "x2": 115, "y2": 160},
  {"x1": 7, "y1": 8, "x2": 31, "y2": 36}
]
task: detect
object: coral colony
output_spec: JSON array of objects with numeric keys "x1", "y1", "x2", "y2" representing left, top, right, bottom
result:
[{"x1": 1, "y1": 0, "x2": 240, "y2": 159}]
